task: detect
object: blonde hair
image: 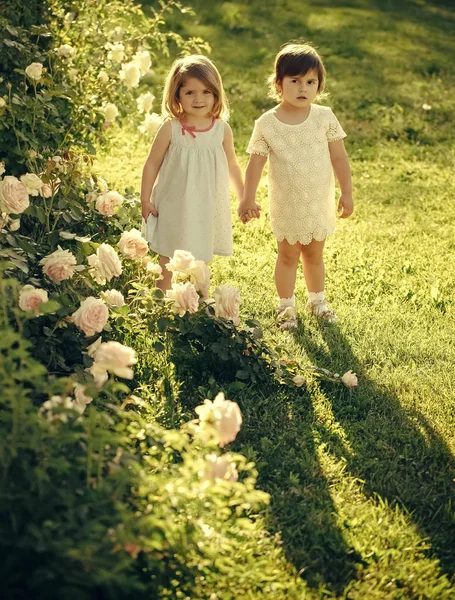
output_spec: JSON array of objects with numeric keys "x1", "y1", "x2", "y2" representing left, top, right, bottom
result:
[
  {"x1": 162, "y1": 55, "x2": 229, "y2": 120},
  {"x1": 268, "y1": 42, "x2": 326, "y2": 101}
]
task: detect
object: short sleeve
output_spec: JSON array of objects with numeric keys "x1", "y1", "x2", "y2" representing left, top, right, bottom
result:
[
  {"x1": 326, "y1": 109, "x2": 347, "y2": 142},
  {"x1": 246, "y1": 119, "x2": 270, "y2": 156}
]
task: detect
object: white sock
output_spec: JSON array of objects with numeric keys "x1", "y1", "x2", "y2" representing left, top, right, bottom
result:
[
  {"x1": 308, "y1": 291, "x2": 325, "y2": 305},
  {"x1": 279, "y1": 295, "x2": 295, "y2": 310}
]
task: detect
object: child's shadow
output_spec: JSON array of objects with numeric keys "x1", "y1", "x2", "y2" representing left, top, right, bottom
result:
[{"x1": 295, "y1": 321, "x2": 455, "y2": 581}]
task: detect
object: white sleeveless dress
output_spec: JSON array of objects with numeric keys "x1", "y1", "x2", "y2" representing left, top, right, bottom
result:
[{"x1": 144, "y1": 118, "x2": 233, "y2": 262}]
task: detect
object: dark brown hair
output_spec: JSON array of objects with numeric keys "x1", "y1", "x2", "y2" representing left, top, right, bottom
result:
[{"x1": 269, "y1": 42, "x2": 326, "y2": 100}]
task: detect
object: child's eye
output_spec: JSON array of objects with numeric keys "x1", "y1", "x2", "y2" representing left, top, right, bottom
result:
[
  {"x1": 203, "y1": 90, "x2": 212, "y2": 94},
  {"x1": 291, "y1": 79, "x2": 298, "y2": 83},
  {"x1": 185, "y1": 91, "x2": 193, "y2": 95}
]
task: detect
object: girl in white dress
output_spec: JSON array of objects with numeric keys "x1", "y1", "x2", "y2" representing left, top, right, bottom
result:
[
  {"x1": 240, "y1": 42, "x2": 354, "y2": 327},
  {"x1": 141, "y1": 55, "x2": 248, "y2": 291}
]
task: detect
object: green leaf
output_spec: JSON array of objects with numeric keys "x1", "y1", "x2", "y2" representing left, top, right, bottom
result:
[
  {"x1": 235, "y1": 370, "x2": 250, "y2": 380},
  {"x1": 153, "y1": 341, "x2": 165, "y2": 353}
]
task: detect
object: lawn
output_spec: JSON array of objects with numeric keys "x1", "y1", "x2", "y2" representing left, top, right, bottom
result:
[{"x1": 96, "y1": 0, "x2": 455, "y2": 597}]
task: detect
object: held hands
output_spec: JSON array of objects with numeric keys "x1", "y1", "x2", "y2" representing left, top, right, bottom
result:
[
  {"x1": 141, "y1": 200, "x2": 158, "y2": 221},
  {"x1": 237, "y1": 200, "x2": 261, "y2": 224},
  {"x1": 337, "y1": 194, "x2": 354, "y2": 219}
]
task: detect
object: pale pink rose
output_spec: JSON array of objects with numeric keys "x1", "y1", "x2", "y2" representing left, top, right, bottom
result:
[
  {"x1": 118, "y1": 228, "x2": 148, "y2": 259},
  {"x1": 20, "y1": 173, "x2": 44, "y2": 196},
  {"x1": 202, "y1": 453, "x2": 238, "y2": 482},
  {"x1": 19, "y1": 284, "x2": 48, "y2": 312},
  {"x1": 87, "y1": 363, "x2": 108, "y2": 389},
  {"x1": 87, "y1": 243, "x2": 122, "y2": 285},
  {"x1": 292, "y1": 375, "x2": 306, "y2": 387},
  {"x1": 213, "y1": 285, "x2": 241, "y2": 326},
  {"x1": 166, "y1": 282, "x2": 199, "y2": 316},
  {"x1": 95, "y1": 191, "x2": 124, "y2": 216},
  {"x1": 72, "y1": 297, "x2": 109, "y2": 337},
  {"x1": 40, "y1": 246, "x2": 77, "y2": 282},
  {"x1": 86, "y1": 336, "x2": 102, "y2": 358},
  {"x1": 187, "y1": 260, "x2": 210, "y2": 297},
  {"x1": 94, "y1": 340, "x2": 137, "y2": 379},
  {"x1": 40, "y1": 183, "x2": 53, "y2": 198},
  {"x1": 73, "y1": 383, "x2": 93, "y2": 407},
  {"x1": 0, "y1": 176, "x2": 30, "y2": 214},
  {"x1": 100, "y1": 289, "x2": 125, "y2": 307},
  {"x1": 195, "y1": 392, "x2": 242, "y2": 447},
  {"x1": 341, "y1": 370, "x2": 358, "y2": 388},
  {"x1": 146, "y1": 262, "x2": 163, "y2": 280},
  {"x1": 166, "y1": 249, "x2": 195, "y2": 274}
]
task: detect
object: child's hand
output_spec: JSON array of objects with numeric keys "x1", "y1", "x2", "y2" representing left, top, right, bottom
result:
[
  {"x1": 238, "y1": 201, "x2": 261, "y2": 223},
  {"x1": 337, "y1": 194, "x2": 354, "y2": 218},
  {"x1": 141, "y1": 201, "x2": 158, "y2": 220}
]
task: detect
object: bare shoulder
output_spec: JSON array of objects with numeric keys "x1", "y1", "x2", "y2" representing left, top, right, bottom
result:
[
  {"x1": 156, "y1": 119, "x2": 172, "y2": 140},
  {"x1": 223, "y1": 120, "x2": 234, "y2": 142}
]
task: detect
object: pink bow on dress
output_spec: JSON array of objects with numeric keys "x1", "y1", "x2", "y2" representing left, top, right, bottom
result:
[{"x1": 181, "y1": 122, "x2": 197, "y2": 138}]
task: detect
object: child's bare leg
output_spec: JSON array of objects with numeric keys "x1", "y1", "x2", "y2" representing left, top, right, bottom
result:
[
  {"x1": 300, "y1": 239, "x2": 325, "y2": 292},
  {"x1": 157, "y1": 255, "x2": 172, "y2": 292},
  {"x1": 275, "y1": 239, "x2": 301, "y2": 298},
  {"x1": 300, "y1": 239, "x2": 336, "y2": 322}
]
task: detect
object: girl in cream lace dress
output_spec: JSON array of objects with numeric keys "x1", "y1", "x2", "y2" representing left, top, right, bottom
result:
[{"x1": 240, "y1": 42, "x2": 354, "y2": 327}]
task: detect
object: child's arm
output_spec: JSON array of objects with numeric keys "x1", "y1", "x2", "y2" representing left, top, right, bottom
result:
[
  {"x1": 223, "y1": 123, "x2": 245, "y2": 204},
  {"x1": 239, "y1": 154, "x2": 266, "y2": 222},
  {"x1": 329, "y1": 139, "x2": 354, "y2": 218},
  {"x1": 140, "y1": 121, "x2": 172, "y2": 220}
]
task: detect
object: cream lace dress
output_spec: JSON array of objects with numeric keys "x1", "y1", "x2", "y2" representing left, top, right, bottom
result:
[
  {"x1": 246, "y1": 104, "x2": 346, "y2": 245},
  {"x1": 144, "y1": 118, "x2": 232, "y2": 262}
]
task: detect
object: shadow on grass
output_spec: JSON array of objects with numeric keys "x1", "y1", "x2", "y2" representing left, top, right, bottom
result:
[
  {"x1": 234, "y1": 382, "x2": 363, "y2": 593},
  {"x1": 294, "y1": 320, "x2": 455, "y2": 581}
]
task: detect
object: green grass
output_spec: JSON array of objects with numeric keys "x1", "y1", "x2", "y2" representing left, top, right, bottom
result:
[{"x1": 97, "y1": 0, "x2": 455, "y2": 597}]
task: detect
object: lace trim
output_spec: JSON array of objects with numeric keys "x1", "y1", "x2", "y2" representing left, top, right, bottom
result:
[
  {"x1": 246, "y1": 149, "x2": 269, "y2": 156},
  {"x1": 274, "y1": 227, "x2": 335, "y2": 246}
]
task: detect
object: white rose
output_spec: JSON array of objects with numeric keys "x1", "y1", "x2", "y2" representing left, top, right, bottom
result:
[
  {"x1": 166, "y1": 249, "x2": 195, "y2": 274},
  {"x1": 86, "y1": 336, "x2": 102, "y2": 358},
  {"x1": 87, "y1": 243, "x2": 123, "y2": 285},
  {"x1": 106, "y1": 43, "x2": 125, "y2": 63},
  {"x1": 94, "y1": 340, "x2": 137, "y2": 379},
  {"x1": 41, "y1": 395, "x2": 84, "y2": 422},
  {"x1": 68, "y1": 68, "x2": 78, "y2": 80},
  {"x1": 132, "y1": 50, "x2": 152, "y2": 75},
  {"x1": 0, "y1": 161, "x2": 5, "y2": 176},
  {"x1": 136, "y1": 92, "x2": 155, "y2": 114},
  {"x1": 40, "y1": 183, "x2": 53, "y2": 198},
  {"x1": 119, "y1": 62, "x2": 141, "y2": 88},
  {"x1": 195, "y1": 392, "x2": 242, "y2": 447},
  {"x1": 166, "y1": 282, "x2": 199, "y2": 316},
  {"x1": 118, "y1": 228, "x2": 148, "y2": 259},
  {"x1": 73, "y1": 383, "x2": 93, "y2": 407},
  {"x1": 139, "y1": 112, "x2": 162, "y2": 137},
  {"x1": 187, "y1": 260, "x2": 210, "y2": 297},
  {"x1": 9, "y1": 217, "x2": 20, "y2": 231},
  {"x1": 292, "y1": 375, "x2": 306, "y2": 387},
  {"x1": 0, "y1": 98, "x2": 6, "y2": 109},
  {"x1": 202, "y1": 453, "x2": 238, "y2": 482},
  {"x1": 103, "y1": 103, "x2": 119, "y2": 123},
  {"x1": 40, "y1": 246, "x2": 77, "y2": 282},
  {"x1": 72, "y1": 297, "x2": 109, "y2": 337},
  {"x1": 100, "y1": 289, "x2": 125, "y2": 307},
  {"x1": 213, "y1": 285, "x2": 241, "y2": 326},
  {"x1": 95, "y1": 190, "x2": 123, "y2": 216},
  {"x1": 57, "y1": 44, "x2": 75, "y2": 58},
  {"x1": 0, "y1": 176, "x2": 29, "y2": 214},
  {"x1": 25, "y1": 62, "x2": 43, "y2": 81},
  {"x1": 341, "y1": 370, "x2": 358, "y2": 388},
  {"x1": 20, "y1": 173, "x2": 44, "y2": 196},
  {"x1": 97, "y1": 71, "x2": 109, "y2": 84},
  {"x1": 19, "y1": 284, "x2": 48, "y2": 312},
  {"x1": 146, "y1": 262, "x2": 163, "y2": 279}
]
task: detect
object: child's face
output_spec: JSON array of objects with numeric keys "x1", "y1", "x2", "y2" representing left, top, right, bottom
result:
[
  {"x1": 178, "y1": 77, "x2": 215, "y2": 119},
  {"x1": 279, "y1": 69, "x2": 319, "y2": 108}
]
